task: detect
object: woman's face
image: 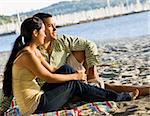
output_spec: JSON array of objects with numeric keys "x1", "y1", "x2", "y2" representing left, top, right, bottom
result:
[{"x1": 36, "y1": 23, "x2": 46, "y2": 45}]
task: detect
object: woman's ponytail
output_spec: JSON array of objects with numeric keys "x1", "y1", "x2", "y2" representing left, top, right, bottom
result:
[{"x1": 3, "y1": 35, "x2": 25, "y2": 97}]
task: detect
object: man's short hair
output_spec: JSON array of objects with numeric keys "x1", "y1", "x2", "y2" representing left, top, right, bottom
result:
[{"x1": 33, "y1": 13, "x2": 52, "y2": 21}]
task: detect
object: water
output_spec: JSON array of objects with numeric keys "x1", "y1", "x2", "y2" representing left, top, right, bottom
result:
[
  {"x1": 0, "y1": 11, "x2": 149, "y2": 52},
  {"x1": 57, "y1": 11, "x2": 149, "y2": 41}
]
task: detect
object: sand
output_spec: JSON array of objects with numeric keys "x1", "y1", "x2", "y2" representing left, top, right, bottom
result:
[{"x1": 0, "y1": 35, "x2": 150, "y2": 115}]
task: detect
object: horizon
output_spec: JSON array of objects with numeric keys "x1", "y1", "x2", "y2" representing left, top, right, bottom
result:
[{"x1": 0, "y1": 0, "x2": 74, "y2": 16}]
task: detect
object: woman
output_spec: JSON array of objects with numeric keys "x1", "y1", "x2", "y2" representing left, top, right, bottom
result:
[{"x1": 3, "y1": 17, "x2": 139, "y2": 115}]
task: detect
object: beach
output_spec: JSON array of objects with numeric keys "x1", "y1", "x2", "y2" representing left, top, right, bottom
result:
[
  {"x1": 96, "y1": 35, "x2": 150, "y2": 115},
  {"x1": 0, "y1": 35, "x2": 150, "y2": 115}
]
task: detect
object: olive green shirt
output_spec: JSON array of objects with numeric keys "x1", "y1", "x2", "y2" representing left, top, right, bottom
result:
[{"x1": 39, "y1": 34, "x2": 100, "y2": 68}]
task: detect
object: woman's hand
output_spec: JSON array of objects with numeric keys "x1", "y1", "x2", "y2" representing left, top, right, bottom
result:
[{"x1": 75, "y1": 71, "x2": 87, "y2": 81}]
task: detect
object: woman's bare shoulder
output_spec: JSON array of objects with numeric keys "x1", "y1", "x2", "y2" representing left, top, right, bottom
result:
[{"x1": 14, "y1": 48, "x2": 33, "y2": 64}]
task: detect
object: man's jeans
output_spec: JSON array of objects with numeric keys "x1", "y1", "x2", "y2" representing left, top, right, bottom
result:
[{"x1": 34, "y1": 64, "x2": 131, "y2": 114}]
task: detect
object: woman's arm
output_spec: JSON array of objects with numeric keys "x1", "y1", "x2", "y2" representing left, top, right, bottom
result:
[
  {"x1": 21, "y1": 51, "x2": 86, "y2": 83},
  {"x1": 36, "y1": 49, "x2": 57, "y2": 72}
]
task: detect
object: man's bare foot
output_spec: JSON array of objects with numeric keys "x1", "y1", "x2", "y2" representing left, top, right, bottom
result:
[{"x1": 129, "y1": 89, "x2": 139, "y2": 100}]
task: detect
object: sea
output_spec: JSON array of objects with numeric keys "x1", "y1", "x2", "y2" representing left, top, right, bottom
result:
[{"x1": 0, "y1": 11, "x2": 149, "y2": 52}]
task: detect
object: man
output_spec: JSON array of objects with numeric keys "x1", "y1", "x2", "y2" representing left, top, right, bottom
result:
[
  {"x1": 33, "y1": 13, "x2": 150, "y2": 96},
  {"x1": 34, "y1": 13, "x2": 104, "y2": 87}
]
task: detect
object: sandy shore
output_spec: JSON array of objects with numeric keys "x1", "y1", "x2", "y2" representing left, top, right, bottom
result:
[
  {"x1": 96, "y1": 35, "x2": 150, "y2": 115},
  {"x1": 0, "y1": 35, "x2": 150, "y2": 115}
]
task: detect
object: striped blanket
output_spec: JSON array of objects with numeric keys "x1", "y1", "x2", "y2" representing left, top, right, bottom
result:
[{"x1": 4, "y1": 97, "x2": 117, "y2": 116}]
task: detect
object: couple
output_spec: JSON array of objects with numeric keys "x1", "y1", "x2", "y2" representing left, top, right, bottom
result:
[{"x1": 1, "y1": 13, "x2": 148, "y2": 115}]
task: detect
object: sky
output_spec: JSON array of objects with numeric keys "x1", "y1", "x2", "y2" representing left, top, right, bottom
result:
[{"x1": 0, "y1": 0, "x2": 74, "y2": 16}]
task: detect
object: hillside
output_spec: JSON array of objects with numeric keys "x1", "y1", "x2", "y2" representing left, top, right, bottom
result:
[
  {"x1": 0, "y1": 0, "x2": 147, "y2": 24},
  {"x1": 20, "y1": 0, "x2": 144, "y2": 17}
]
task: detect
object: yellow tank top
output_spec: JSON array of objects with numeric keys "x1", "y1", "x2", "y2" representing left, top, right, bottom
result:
[{"x1": 12, "y1": 60, "x2": 43, "y2": 115}]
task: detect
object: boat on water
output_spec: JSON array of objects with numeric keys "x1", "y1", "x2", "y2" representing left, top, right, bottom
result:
[
  {"x1": 0, "y1": 13, "x2": 21, "y2": 37},
  {"x1": 0, "y1": 31, "x2": 16, "y2": 36}
]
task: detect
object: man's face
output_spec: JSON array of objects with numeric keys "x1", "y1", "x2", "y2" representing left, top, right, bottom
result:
[{"x1": 43, "y1": 17, "x2": 57, "y2": 41}]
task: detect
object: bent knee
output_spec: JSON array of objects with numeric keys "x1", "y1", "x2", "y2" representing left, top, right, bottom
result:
[{"x1": 72, "y1": 51, "x2": 85, "y2": 64}]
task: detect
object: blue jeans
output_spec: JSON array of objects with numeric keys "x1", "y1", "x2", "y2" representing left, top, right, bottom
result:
[{"x1": 34, "y1": 64, "x2": 131, "y2": 113}]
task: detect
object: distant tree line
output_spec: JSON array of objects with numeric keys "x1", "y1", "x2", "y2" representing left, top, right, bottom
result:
[
  {"x1": 0, "y1": 0, "x2": 148, "y2": 24},
  {"x1": 0, "y1": 15, "x2": 11, "y2": 24}
]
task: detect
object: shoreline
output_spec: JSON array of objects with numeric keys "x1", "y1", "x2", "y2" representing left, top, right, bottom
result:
[
  {"x1": 57, "y1": 10, "x2": 150, "y2": 28},
  {"x1": 0, "y1": 35, "x2": 149, "y2": 81},
  {"x1": 0, "y1": 10, "x2": 149, "y2": 36}
]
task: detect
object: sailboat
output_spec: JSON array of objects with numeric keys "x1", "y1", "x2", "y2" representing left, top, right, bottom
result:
[{"x1": 15, "y1": 13, "x2": 21, "y2": 34}]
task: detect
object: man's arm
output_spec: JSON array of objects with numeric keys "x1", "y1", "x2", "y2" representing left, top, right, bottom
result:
[{"x1": 59, "y1": 35, "x2": 100, "y2": 68}]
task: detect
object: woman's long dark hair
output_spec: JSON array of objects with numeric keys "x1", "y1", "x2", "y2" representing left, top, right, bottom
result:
[{"x1": 3, "y1": 16, "x2": 43, "y2": 97}]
